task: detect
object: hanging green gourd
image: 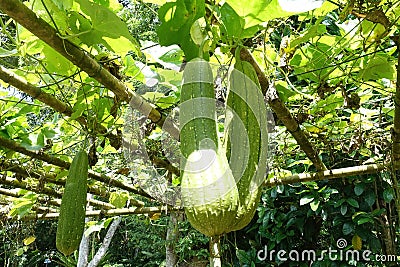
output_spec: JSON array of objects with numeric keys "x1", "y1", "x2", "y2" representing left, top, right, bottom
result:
[
  {"x1": 225, "y1": 51, "x2": 268, "y2": 232},
  {"x1": 56, "y1": 149, "x2": 88, "y2": 256},
  {"x1": 180, "y1": 48, "x2": 268, "y2": 266},
  {"x1": 180, "y1": 57, "x2": 239, "y2": 237}
]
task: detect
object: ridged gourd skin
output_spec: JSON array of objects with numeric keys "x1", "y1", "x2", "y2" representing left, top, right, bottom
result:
[
  {"x1": 56, "y1": 150, "x2": 88, "y2": 256},
  {"x1": 226, "y1": 60, "x2": 268, "y2": 232},
  {"x1": 180, "y1": 58, "x2": 239, "y2": 237},
  {"x1": 181, "y1": 149, "x2": 239, "y2": 237},
  {"x1": 180, "y1": 57, "x2": 267, "y2": 237}
]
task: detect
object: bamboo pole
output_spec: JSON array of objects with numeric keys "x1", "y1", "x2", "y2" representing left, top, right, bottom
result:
[
  {"x1": 1, "y1": 161, "x2": 109, "y2": 198},
  {"x1": 266, "y1": 163, "x2": 387, "y2": 186},
  {"x1": 11, "y1": 206, "x2": 182, "y2": 221},
  {"x1": 0, "y1": 135, "x2": 151, "y2": 199},
  {"x1": 0, "y1": 176, "x2": 115, "y2": 209}
]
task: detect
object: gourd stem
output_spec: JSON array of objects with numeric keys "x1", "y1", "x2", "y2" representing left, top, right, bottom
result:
[{"x1": 209, "y1": 235, "x2": 221, "y2": 267}]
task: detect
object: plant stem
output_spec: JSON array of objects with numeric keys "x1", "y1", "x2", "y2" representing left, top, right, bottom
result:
[{"x1": 209, "y1": 235, "x2": 221, "y2": 267}]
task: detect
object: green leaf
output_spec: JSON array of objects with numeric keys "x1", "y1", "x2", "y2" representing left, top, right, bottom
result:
[
  {"x1": 354, "y1": 183, "x2": 365, "y2": 196},
  {"x1": 42, "y1": 127, "x2": 57, "y2": 139},
  {"x1": 340, "y1": 204, "x2": 347, "y2": 215},
  {"x1": 31, "y1": 0, "x2": 69, "y2": 32},
  {"x1": 36, "y1": 133, "x2": 45, "y2": 148},
  {"x1": 364, "y1": 191, "x2": 376, "y2": 207},
  {"x1": 142, "y1": 41, "x2": 184, "y2": 70},
  {"x1": 346, "y1": 198, "x2": 359, "y2": 208},
  {"x1": 15, "y1": 247, "x2": 24, "y2": 256},
  {"x1": 42, "y1": 44, "x2": 75, "y2": 75},
  {"x1": 219, "y1": 3, "x2": 257, "y2": 39},
  {"x1": 356, "y1": 217, "x2": 373, "y2": 225},
  {"x1": 52, "y1": 0, "x2": 73, "y2": 10},
  {"x1": 159, "y1": 47, "x2": 185, "y2": 67},
  {"x1": 359, "y1": 54, "x2": 395, "y2": 81},
  {"x1": 310, "y1": 199, "x2": 320, "y2": 211},
  {"x1": 0, "y1": 47, "x2": 18, "y2": 57},
  {"x1": 84, "y1": 218, "x2": 113, "y2": 236},
  {"x1": 383, "y1": 188, "x2": 394, "y2": 203},
  {"x1": 70, "y1": 103, "x2": 86, "y2": 120},
  {"x1": 156, "y1": 95, "x2": 178, "y2": 109},
  {"x1": 300, "y1": 195, "x2": 314, "y2": 205},
  {"x1": 74, "y1": 0, "x2": 141, "y2": 56},
  {"x1": 109, "y1": 192, "x2": 129, "y2": 208},
  {"x1": 342, "y1": 222, "x2": 353, "y2": 235},
  {"x1": 123, "y1": 55, "x2": 145, "y2": 82},
  {"x1": 157, "y1": 0, "x2": 205, "y2": 60},
  {"x1": 333, "y1": 198, "x2": 345, "y2": 208},
  {"x1": 275, "y1": 81, "x2": 296, "y2": 101},
  {"x1": 290, "y1": 22, "x2": 326, "y2": 48},
  {"x1": 225, "y1": 0, "x2": 307, "y2": 29},
  {"x1": 277, "y1": 0, "x2": 325, "y2": 13}
]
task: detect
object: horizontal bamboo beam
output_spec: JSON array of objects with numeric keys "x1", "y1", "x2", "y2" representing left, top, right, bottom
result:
[
  {"x1": 0, "y1": 135, "x2": 151, "y2": 199},
  {"x1": 11, "y1": 206, "x2": 183, "y2": 221},
  {"x1": 266, "y1": 163, "x2": 388, "y2": 186},
  {"x1": 0, "y1": 176, "x2": 115, "y2": 209}
]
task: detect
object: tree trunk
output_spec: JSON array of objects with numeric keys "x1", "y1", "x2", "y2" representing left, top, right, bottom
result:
[
  {"x1": 87, "y1": 217, "x2": 122, "y2": 267},
  {"x1": 166, "y1": 211, "x2": 183, "y2": 267}
]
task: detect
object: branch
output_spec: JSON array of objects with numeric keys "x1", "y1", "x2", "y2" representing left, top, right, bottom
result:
[
  {"x1": 238, "y1": 48, "x2": 327, "y2": 171},
  {"x1": 265, "y1": 163, "x2": 388, "y2": 186},
  {"x1": 77, "y1": 218, "x2": 91, "y2": 267},
  {"x1": 13, "y1": 206, "x2": 182, "y2": 220},
  {"x1": 87, "y1": 217, "x2": 122, "y2": 267},
  {"x1": 392, "y1": 35, "x2": 400, "y2": 166},
  {"x1": 0, "y1": 0, "x2": 180, "y2": 140},
  {"x1": 0, "y1": 66, "x2": 120, "y2": 147},
  {"x1": 0, "y1": 135, "x2": 151, "y2": 199},
  {"x1": 390, "y1": 35, "x2": 400, "y2": 222}
]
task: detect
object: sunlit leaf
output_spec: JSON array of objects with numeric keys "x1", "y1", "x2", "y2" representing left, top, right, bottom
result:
[
  {"x1": 73, "y1": 0, "x2": 141, "y2": 56},
  {"x1": 278, "y1": 0, "x2": 324, "y2": 13},
  {"x1": 23, "y1": 236, "x2": 36, "y2": 246},
  {"x1": 352, "y1": 234, "x2": 362, "y2": 250},
  {"x1": 300, "y1": 195, "x2": 314, "y2": 205},
  {"x1": 157, "y1": 0, "x2": 205, "y2": 60}
]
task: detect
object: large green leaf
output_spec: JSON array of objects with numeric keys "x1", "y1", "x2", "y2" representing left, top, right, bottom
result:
[
  {"x1": 359, "y1": 54, "x2": 395, "y2": 81},
  {"x1": 72, "y1": 0, "x2": 141, "y2": 56},
  {"x1": 219, "y1": 3, "x2": 259, "y2": 39},
  {"x1": 225, "y1": 0, "x2": 326, "y2": 31},
  {"x1": 277, "y1": 0, "x2": 324, "y2": 12},
  {"x1": 157, "y1": 0, "x2": 205, "y2": 60}
]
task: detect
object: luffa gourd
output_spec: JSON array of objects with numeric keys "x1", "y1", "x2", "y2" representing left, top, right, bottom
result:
[{"x1": 180, "y1": 52, "x2": 268, "y2": 266}]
